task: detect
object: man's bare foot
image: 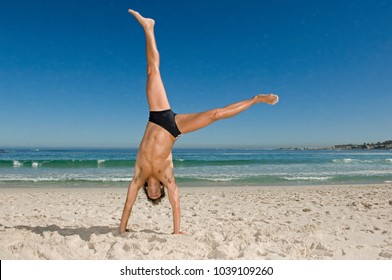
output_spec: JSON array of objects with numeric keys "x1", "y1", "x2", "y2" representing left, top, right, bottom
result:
[
  {"x1": 253, "y1": 94, "x2": 279, "y2": 105},
  {"x1": 173, "y1": 231, "x2": 188, "y2": 235},
  {"x1": 128, "y1": 9, "x2": 155, "y2": 30},
  {"x1": 119, "y1": 227, "x2": 131, "y2": 234}
]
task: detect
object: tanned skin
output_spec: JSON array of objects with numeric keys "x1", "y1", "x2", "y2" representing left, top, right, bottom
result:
[{"x1": 119, "y1": 9, "x2": 279, "y2": 234}]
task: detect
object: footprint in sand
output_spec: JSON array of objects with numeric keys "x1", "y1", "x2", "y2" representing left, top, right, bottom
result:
[
  {"x1": 148, "y1": 235, "x2": 167, "y2": 243},
  {"x1": 379, "y1": 251, "x2": 392, "y2": 259},
  {"x1": 207, "y1": 249, "x2": 227, "y2": 259}
]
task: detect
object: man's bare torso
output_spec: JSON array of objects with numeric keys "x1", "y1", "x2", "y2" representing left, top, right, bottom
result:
[{"x1": 135, "y1": 122, "x2": 176, "y2": 185}]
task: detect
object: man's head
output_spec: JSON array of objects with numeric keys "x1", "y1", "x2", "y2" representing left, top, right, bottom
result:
[{"x1": 143, "y1": 179, "x2": 165, "y2": 205}]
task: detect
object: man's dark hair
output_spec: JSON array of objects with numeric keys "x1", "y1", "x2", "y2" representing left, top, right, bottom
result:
[{"x1": 143, "y1": 182, "x2": 165, "y2": 205}]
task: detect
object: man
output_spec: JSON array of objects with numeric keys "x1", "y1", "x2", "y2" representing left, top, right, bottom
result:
[{"x1": 119, "y1": 9, "x2": 279, "y2": 234}]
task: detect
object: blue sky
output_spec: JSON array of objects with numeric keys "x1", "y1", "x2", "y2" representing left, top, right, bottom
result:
[{"x1": 1, "y1": 0, "x2": 391, "y2": 148}]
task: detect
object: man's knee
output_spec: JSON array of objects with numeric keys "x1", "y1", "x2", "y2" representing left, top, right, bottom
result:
[
  {"x1": 211, "y1": 109, "x2": 224, "y2": 121},
  {"x1": 147, "y1": 62, "x2": 160, "y2": 76}
]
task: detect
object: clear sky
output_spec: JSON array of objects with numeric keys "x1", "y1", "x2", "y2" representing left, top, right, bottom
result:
[{"x1": 1, "y1": 0, "x2": 391, "y2": 148}]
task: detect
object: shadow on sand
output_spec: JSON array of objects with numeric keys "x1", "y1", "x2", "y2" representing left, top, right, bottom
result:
[
  {"x1": 3, "y1": 224, "x2": 166, "y2": 241},
  {"x1": 13, "y1": 224, "x2": 119, "y2": 241}
]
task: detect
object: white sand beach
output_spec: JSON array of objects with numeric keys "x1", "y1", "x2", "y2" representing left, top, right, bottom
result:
[{"x1": 1, "y1": 184, "x2": 392, "y2": 260}]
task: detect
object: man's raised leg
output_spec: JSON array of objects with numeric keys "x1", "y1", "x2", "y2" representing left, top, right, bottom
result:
[
  {"x1": 129, "y1": 9, "x2": 170, "y2": 111},
  {"x1": 176, "y1": 94, "x2": 279, "y2": 134}
]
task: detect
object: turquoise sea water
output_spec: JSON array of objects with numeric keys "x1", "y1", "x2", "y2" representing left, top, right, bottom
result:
[{"x1": 1, "y1": 148, "x2": 392, "y2": 187}]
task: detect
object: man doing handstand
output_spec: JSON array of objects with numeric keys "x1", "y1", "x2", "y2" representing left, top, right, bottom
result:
[{"x1": 119, "y1": 9, "x2": 279, "y2": 234}]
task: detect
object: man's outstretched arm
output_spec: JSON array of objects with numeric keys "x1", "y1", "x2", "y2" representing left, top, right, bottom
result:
[
  {"x1": 166, "y1": 182, "x2": 185, "y2": 234},
  {"x1": 119, "y1": 175, "x2": 143, "y2": 233}
]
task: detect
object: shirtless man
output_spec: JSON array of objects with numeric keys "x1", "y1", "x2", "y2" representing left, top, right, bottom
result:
[{"x1": 119, "y1": 9, "x2": 279, "y2": 234}]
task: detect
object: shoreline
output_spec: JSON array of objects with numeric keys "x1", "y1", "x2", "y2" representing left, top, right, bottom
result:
[
  {"x1": 1, "y1": 184, "x2": 392, "y2": 259},
  {"x1": 1, "y1": 182, "x2": 391, "y2": 190},
  {"x1": 2, "y1": 181, "x2": 392, "y2": 189}
]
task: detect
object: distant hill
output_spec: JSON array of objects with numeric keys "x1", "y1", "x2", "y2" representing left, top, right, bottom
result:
[
  {"x1": 280, "y1": 140, "x2": 392, "y2": 150},
  {"x1": 332, "y1": 140, "x2": 392, "y2": 150}
]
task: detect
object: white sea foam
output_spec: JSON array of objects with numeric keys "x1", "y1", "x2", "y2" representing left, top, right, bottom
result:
[
  {"x1": 333, "y1": 158, "x2": 355, "y2": 163},
  {"x1": 32, "y1": 162, "x2": 39, "y2": 168},
  {"x1": 86, "y1": 176, "x2": 127, "y2": 182},
  {"x1": 207, "y1": 178, "x2": 236, "y2": 182},
  {"x1": 333, "y1": 158, "x2": 392, "y2": 164},
  {"x1": 284, "y1": 176, "x2": 332, "y2": 181},
  {"x1": 0, "y1": 176, "x2": 131, "y2": 183},
  {"x1": 13, "y1": 160, "x2": 23, "y2": 167},
  {"x1": 1, "y1": 177, "x2": 57, "y2": 182}
]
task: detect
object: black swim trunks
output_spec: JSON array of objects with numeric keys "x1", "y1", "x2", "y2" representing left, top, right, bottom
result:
[{"x1": 149, "y1": 109, "x2": 182, "y2": 138}]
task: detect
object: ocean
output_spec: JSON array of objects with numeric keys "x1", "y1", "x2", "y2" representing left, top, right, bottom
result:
[{"x1": 1, "y1": 148, "x2": 392, "y2": 187}]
